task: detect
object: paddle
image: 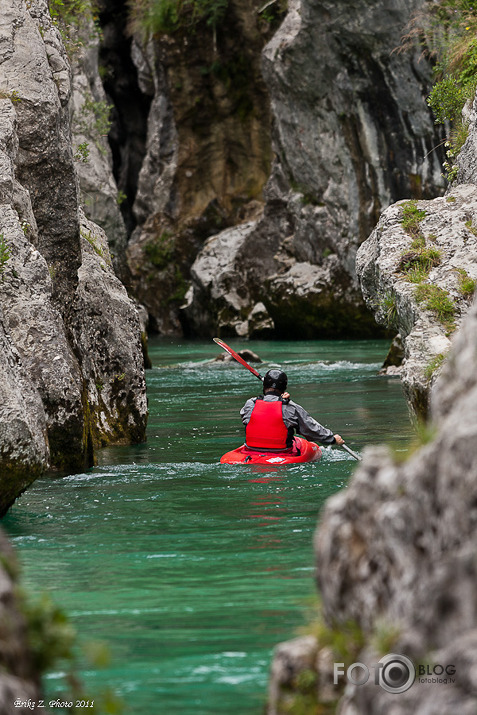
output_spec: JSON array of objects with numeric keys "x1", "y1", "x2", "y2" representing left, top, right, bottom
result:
[
  {"x1": 213, "y1": 337, "x2": 264, "y2": 381},
  {"x1": 341, "y1": 444, "x2": 362, "y2": 461},
  {"x1": 213, "y1": 337, "x2": 362, "y2": 461}
]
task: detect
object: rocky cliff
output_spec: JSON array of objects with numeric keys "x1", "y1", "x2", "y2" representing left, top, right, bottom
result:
[
  {"x1": 356, "y1": 90, "x2": 477, "y2": 419},
  {"x1": 0, "y1": 530, "x2": 44, "y2": 714},
  {"x1": 356, "y1": 184, "x2": 477, "y2": 418},
  {"x1": 267, "y1": 292, "x2": 477, "y2": 715},
  {"x1": 70, "y1": 13, "x2": 129, "y2": 281},
  {"x1": 182, "y1": 0, "x2": 445, "y2": 338},
  {"x1": 102, "y1": 0, "x2": 278, "y2": 333},
  {"x1": 0, "y1": 0, "x2": 147, "y2": 514}
]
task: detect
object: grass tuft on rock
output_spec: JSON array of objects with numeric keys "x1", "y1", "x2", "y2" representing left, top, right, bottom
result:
[{"x1": 414, "y1": 284, "x2": 456, "y2": 332}]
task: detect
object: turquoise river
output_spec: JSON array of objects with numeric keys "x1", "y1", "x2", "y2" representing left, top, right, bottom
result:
[{"x1": 3, "y1": 339, "x2": 414, "y2": 714}]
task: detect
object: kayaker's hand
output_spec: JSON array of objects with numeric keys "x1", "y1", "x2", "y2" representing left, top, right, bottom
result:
[
  {"x1": 282, "y1": 391, "x2": 290, "y2": 400},
  {"x1": 334, "y1": 434, "x2": 345, "y2": 445}
]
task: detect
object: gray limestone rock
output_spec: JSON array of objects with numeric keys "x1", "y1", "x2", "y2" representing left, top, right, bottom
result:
[
  {"x1": 0, "y1": 319, "x2": 48, "y2": 514},
  {"x1": 313, "y1": 295, "x2": 477, "y2": 711},
  {"x1": 356, "y1": 184, "x2": 477, "y2": 417},
  {"x1": 0, "y1": 0, "x2": 147, "y2": 505},
  {"x1": 182, "y1": 0, "x2": 445, "y2": 339},
  {"x1": 0, "y1": 529, "x2": 44, "y2": 711},
  {"x1": 70, "y1": 16, "x2": 129, "y2": 279},
  {"x1": 73, "y1": 210, "x2": 148, "y2": 448},
  {"x1": 4, "y1": 0, "x2": 81, "y2": 304},
  {"x1": 0, "y1": 203, "x2": 86, "y2": 471},
  {"x1": 267, "y1": 295, "x2": 477, "y2": 714},
  {"x1": 182, "y1": 220, "x2": 276, "y2": 338}
]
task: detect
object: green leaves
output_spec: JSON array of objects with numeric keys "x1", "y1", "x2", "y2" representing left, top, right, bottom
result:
[
  {"x1": 130, "y1": 0, "x2": 229, "y2": 38},
  {"x1": 0, "y1": 233, "x2": 11, "y2": 278}
]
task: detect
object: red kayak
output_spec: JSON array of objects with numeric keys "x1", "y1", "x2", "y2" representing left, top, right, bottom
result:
[{"x1": 220, "y1": 436, "x2": 321, "y2": 465}]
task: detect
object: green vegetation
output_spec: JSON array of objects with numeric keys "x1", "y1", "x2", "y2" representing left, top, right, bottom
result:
[
  {"x1": 81, "y1": 228, "x2": 111, "y2": 266},
  {"x1": 74, "y1": 141, "x2": 90, "y2": 163},
  {"x1": 370, "y1": 619, "x2": 401, "y2": 657},
  {"x1": 169, "y1": 267, "x2": 188, "y2": 303},
  {"x1": 20, "y1": 590, "x2": 125, "y2": 713},
  {"x1": 392, "y1": 419, "x2": 439, "y2": 463},
  {"x1": 75, "y1": 93, "x2": 113, "y2": 153},
  {"x1": 0, "y1": 89, "x2": 21, "y2": 103},
  {"x1": 129, "y1": 0, "x2": 229, "y2": 38},
  {"x1": 414, "y1": 283, "x2": 456, "y2": 331},
  {"x1": 398, "y1": 202, "x2": 443, "y2": 282},
  {"x1": 398, "y1": 245, "x2": 442, "y2": 281},
  {"x1": 47, "y1": 0, "x2": 100, "y2": 56},
  {"x1": 455, "y1": 267, "x2": 477, "y2": 297},
  {"x1": 401, "y1": 200, "x2": 426, "y2": 238},
  {"x1": 415, "y1": 0, "x2": 477, "y2": 181},
  {"x1": 465, "y1": 218, "x2": 477, "y2": 235},
  {"x1": 81, "y1": 94, "x2": 113, "y2": 137},
  {"x1": 0, "y1": 234, "x2": 11, "y2": 278},
  {"x1": 144, "y1": 232, "x2": 174, "y2": 269},
  {"x1": 258, "y1": 0, "x2": 287, "y2": 25},
  {"x1": 397, "y1": 198, "x2": 453, "y2": 328},
  {"x1": 48, "y1": 0, "x2": 91, "y2": 26},
  {"x1": 425, "y1": 352, "x2": 447, "y2": 378},
  {"x1": 379, "y1": 291, "x2": 398, "y2": 328},
  {"x1": 21, "y1": 591, "x2": 76, "y2": 674}
]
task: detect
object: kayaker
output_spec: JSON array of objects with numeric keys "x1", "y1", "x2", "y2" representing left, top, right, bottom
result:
[{"x1": 240, "y1": 368, "x2": 344, "y2": 452}]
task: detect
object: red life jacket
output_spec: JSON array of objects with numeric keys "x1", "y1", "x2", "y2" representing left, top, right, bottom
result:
[{"x1": 246, "y1": 398, "x2": 290, "y2": 450}]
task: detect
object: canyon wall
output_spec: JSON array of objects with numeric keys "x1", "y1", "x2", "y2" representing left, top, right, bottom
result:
[
  {"x1": 95, "y1": 0, "x2": 444, "y2": 338},
  {"x1": 182, "y1": 0, "x2": 445, "y2": 338},
  {"x1": 268, "y1": 280, "x2": 477, "y2": 715},
  {"x1": 356, "y1": 92, "x2": 477, "y2": 419},
  {"x1": 267, "y1": 36, "x2": 477, "y2": 714},
  {"x1": 111, "y1": 0, "x2": 278, "y2": 333},
  {"x1": 0, "y1": 0, "x2": 147, "y2": 513}
]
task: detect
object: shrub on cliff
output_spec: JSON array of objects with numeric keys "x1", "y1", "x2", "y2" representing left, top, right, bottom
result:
[
  {"x1": 405, "y1": 0, "x2": 477, "y2": 181},
  {"x1": 128, "y1": 0, "x2": 229, "y2": 38}
]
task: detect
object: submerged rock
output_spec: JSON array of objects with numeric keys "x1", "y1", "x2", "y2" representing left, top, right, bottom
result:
[{"x1": 213, "y1": 348, "x2": 262, "y2": 364}]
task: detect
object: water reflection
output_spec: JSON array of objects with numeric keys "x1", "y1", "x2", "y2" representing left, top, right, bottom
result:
[{"x1": 246, "y1": 473, "x2": 288, "y2": 553}]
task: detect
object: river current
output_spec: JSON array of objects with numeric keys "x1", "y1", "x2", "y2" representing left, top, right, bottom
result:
[{"x1": 3, "y1": 338, "x2": 414, "y2": 714}]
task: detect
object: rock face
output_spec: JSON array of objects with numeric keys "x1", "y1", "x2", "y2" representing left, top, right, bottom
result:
[
  {"x1": 70, "y1": 15, "x2": 129, "y2": 280},
  {"x1": 182, "y1": 0, "x2": 445, "y2": 338},
  {"x1": 0, "y1": 0, "x2": 147, "y2": 512},
  {"x1": 120, "y1": 0, "x2": 275, "y2": 333},
  {"x1": 356, "y1": 89, "x2": 477, "y2": 418},
  {"x1": 356, "y1": 184, "x2": 477, "y2": 417},
  {"x1": 0, "y1": 529, "x2": 44, "y2": 713},
  {"x1": 267, "y1": 294, "x2": 477, "y2": 714}
]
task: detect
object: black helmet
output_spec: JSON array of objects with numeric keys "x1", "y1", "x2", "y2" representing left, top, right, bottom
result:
[{"x1": 263, "y1": 369, "x2": 288, "y2": 393}]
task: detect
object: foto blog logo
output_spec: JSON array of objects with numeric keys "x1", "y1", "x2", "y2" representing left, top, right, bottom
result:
[{"x1": 334, "y1": 653, "x2": 416, "y2": 694}]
